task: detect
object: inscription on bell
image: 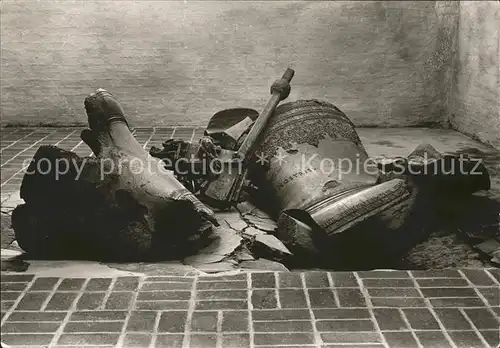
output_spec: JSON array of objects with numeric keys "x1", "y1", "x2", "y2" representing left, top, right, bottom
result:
[{"x1": 276, "y1": 167, "x2": 316, "y2": 190}]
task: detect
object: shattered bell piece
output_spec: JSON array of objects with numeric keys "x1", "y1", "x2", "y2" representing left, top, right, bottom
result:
[
  {"x1": 242, "y1": 227, "x2": 264, "y2": 237},
  {"x1": 205, "y1": 108, "x2": 259, "y2": 150},
  {"x1": 491, "y1": 247, "x2": 500, "y2": 266},
  {"x1": 150, "y1": 136, "x2": 220, "y2": 168},
  {"x1": 276, "y1": 211, "x2": 320, "y2": 258},
  {"x1": 11, "y1": 89, "x2": 216, "y2": 261},
  {"x1": 475, "y1": 238, "x2": 500, "y2": 255},
  {"x1": 243, "y1": 214, "x2": 277, "y2": 232},
  {"x1": 240, "y1": 226, "x2": 292, "y2": 260},
  {"x1": 234, "y1": 247, "x2": 255, "y2": 261},
  {"x1": 183, "y1": 225, "x2": 243, "y2": 266},
  {"x1": 150, "y1": 108, "x2": 258, "y2": 188},
  {"x1": 224, "y1": 218, "x2": 248, "y2": 232},
  {"x1": 236, "y1": 201, "x2": 265, "y2": 216},
  {"x1": 253, "y1": 233, "x2": 292, "y2": 256}
]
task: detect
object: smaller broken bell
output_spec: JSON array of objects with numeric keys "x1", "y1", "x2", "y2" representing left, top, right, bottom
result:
[{"x1": 12, "y1": 89, "x2": 217, "y2": 261}]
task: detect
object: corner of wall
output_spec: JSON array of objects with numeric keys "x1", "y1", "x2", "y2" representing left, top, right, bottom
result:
[
  {"x1": 433, "y1": 0, "x2": 461, "y2": 129},
  {"x1": 448, "y1": 1, "x2": 500, "y2": 150},
  {"x1": 447, "y1": 0, "x2": 461, "y2": 130}
]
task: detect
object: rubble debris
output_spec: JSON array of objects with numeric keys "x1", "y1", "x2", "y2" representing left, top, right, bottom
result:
[
  {"x1": 224, "y1": 217, "x2": 248, "y2": 232},
  {"x1": 11, "y1": 89, "x2": 216, "y2": 261},
  {"x1": 9, "y1": 240, "x2": 21, "y2": 251},
  {"x1": 474, "y1": 238, "x2": 500, "y2": 266},
  {"x1": 183, "y1": 207, "x2": 293, "y2": 272},
  {"x1": 236, "y1": 201, "x2": 271, "y2": 218},
  {"x1": 377, "y1": 144, "x2": 490, "y2": 195},
  {"x1": 236, "y1": 202, "x2": 277, "y2": 232},
  {"x1": 492, "y1": 251, "x2": 500, "y2": 265},
  {"x1": 1, "y1": 191, "x2": 23, "y2": 215},
  {"x1": 183, "y1": 226, "x2": 243, "y2": 266},
  {"x1": 234, "y1": 202, "x2": 291, "y2": 261},
  {"x1": 234, "y1": 247, "x2": 255, "y2": 261},
  {"x1": 405, "y1": 234, "x2": 485, "y2": 269},
  {"x1": 254, "y1": 234, "x2": 292, "y2": 256},
  {"x1": 475, "y1": 239, "x2": 500, "y2": 254},
  {"x1": 1, "y1": 213, "x2": 15, "y2": 248},
  {"x1": 243, "y1": 215, "x2": 277, "y2": 232},
  {"x1": 242, "y1": 227, "x2": 264, "y2": 237}
]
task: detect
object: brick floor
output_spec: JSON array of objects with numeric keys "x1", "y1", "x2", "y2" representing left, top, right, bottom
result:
[
  {"x1": 0, "y1": 270, "x2": 499, "y2": 347},
  {"x1": 0, "y1": 127, "x2": 201, "y2": 193},
  {"x1": 2, "y1": 129, "x2": 499, "y2": 347}
]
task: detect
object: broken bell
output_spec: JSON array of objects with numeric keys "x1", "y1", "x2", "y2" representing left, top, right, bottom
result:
[
  {"x1": 248, "y1": 100, "x2": 416, "y2": 262},
  {"x1": 12, "y1": 89, "x2": 216, "y2": 261}
]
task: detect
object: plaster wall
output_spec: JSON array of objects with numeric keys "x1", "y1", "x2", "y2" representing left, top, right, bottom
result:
[
  {"x1": 450, "y1": 1, "x2": 500, "y2": 149},
  {"x1": 1, "y1": 1, "x2": 453, "y2": 127}
]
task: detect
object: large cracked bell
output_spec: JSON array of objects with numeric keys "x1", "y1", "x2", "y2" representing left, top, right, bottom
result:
[{"x1": 249, "y1": 100, "x2": 416, "y2": 266}]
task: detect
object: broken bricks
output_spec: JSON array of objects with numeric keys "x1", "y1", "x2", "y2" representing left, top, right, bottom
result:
[{"x1": 183, "y1": 203, "x2": 292, "y2": 271}]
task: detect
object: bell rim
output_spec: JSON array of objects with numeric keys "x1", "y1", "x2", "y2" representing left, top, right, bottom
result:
[{"x1": 304, "y1": 178, "x2": 412, "y2": 235}]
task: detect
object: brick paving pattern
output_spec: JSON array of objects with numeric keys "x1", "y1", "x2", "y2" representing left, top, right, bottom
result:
[
  {"x1": 0, "y1": 270, "x2": 499, "y2": 347},
  {"x1": 1, "y1": 128, "x2": 500, "y2": 347},
  {"x1": 0, "y1": 127, "x2": 201, "y2": 193}
]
